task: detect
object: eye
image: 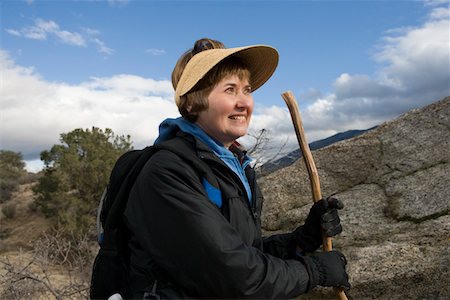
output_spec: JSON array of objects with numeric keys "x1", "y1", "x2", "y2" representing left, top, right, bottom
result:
[
  {"x1": 225, "y1": 87, "x2": 235, "y2": 94},
  {"x1": 243, "y1": 86, "x2": 252, "y2": 95}
]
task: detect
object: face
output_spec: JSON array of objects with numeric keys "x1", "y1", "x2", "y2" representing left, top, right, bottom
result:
[{"x1": 195, "y1": 74, "x2": 254, "y2": 148}]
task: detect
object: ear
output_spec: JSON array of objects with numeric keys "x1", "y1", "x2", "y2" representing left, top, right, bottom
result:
[{"x1": 186, "y1": 105, "x2": 192, "y2": 112}]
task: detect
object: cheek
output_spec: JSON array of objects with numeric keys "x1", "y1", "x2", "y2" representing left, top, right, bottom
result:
[{"x1": 216, "y1": 103, "x2": 234, "y2": 118}]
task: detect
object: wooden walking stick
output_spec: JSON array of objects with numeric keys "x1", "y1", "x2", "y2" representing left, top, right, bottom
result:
[{"x1": 281, "y1": 91, "x2": 348, "y2": 300}]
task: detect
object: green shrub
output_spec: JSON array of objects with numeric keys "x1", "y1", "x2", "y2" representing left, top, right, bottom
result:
[
  {"x1": 33, "y1": 127, "x2": 132, "y2": 236},
  {"x1": 0, "y1": 150, "x2": 27, "y2": 203}
]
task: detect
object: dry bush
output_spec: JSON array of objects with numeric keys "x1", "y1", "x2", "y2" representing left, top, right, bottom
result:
[
  {"x1": 1, "y1": 252, "x2": 50, "y2": 299},
  {"x1": 0, "y1": 227, "x2": 12, "y2": 240},
  {"x1": 34, "y1": 228, "x2": 93, "y2": 270},
  {"x1": 0, "y1": 228, "x2": 95, "y2": 300},
  {"x1": 19, "y1": 172, "x2": 40, "y2": 185},
  {"x1": 1, "y1": 202, "x2": 17, "y2": 219},
  {"x1": 0, "y1": 179, "x2": 18, "y2": 203}
]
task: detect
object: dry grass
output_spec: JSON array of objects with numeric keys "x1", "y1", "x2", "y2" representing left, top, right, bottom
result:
[{"x1": 0, "y1": 183, "x2": 51, "y2": 251}]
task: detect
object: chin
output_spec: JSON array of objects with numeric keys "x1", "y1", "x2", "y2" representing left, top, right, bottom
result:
[
  {"x1": 232, "y1": 132, "x2": 247, "y2": 140},
  {"x1": 225, "y1": 127, "x2": 249, "y2": 141}
]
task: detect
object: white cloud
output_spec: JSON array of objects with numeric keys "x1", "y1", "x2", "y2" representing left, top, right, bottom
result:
[
  {"x1": 145, "y1": 48, "x2": 166, "y2": 56},
  {"x1": 375, "y1": 11, "x2": 449, "y2": 92},
  {"x1": 34, "y1": 18, "x2": 59, "y2": 32},
  {"x1": 10, "y1": 18, "x2": 87, "y2": 46},
  {"x1": 5, "y1": 29, "x2": 21, "y2": 36},
  {"x1": 107, "y1": 0, "x2": 130, "y2": 7},
  {"x1": 5, "y1": 18, "x2": 115, "y2": 54},
  {"x1": 22, "y1": 22, "x2": 48, "y2": 40},
  {"x1": 91, "y1": 38, "x2": 115, "y2": 55},
  {"x1": 428, "y1": 7, "x2": 449, "y2": 20},
  {"x1": 54, "y1": 30, "x2": 86, "y2": 46},
  {"x1": 334, "y1": 73, "x2": 397, "y2": 99},
  {"x1": 84, "y1": 74, "x2": 173, "y2": 95},
  {"x1": 0, "y1": 50, "x2": 178, "y2": 164},
  {"x1": 82, "y1": 27, "x2": 101, "y2": 37},
  {"x1": 423, "y1": 0, "x2": 449, "y2": 7},
  {"x1": 83, "y1": 27, "x2": 114, "y2": 55}
]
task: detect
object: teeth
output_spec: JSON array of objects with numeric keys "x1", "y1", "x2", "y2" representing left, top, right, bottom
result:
[{"x1": 230, "y1": 116, "x2": 245, "y2": 120}]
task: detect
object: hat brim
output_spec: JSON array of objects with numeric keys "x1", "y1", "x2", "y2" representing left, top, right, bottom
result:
[{"x1": 175, "y1": 45, "x2": 279, "y2": 105}]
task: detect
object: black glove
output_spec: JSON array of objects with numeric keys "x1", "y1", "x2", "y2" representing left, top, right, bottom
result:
[
  {"x1": 294, "y1": 197, "x2": 343, "y2": 253},
  {"x1": 299, "y1": 250, "x2": 350, "y2": 291}
]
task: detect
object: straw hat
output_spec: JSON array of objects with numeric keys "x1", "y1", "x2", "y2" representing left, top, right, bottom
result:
[{"x1": 175, "y1": 45, "x2": 279, "y2": 105}]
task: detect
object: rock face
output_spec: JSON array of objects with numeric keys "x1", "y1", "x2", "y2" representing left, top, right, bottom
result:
[
  {"x1": 259, "y1": 96, "x2": 450, "y2": 299},
  {"x1": 260, "y1": 128, "x2": 373, "y2": 175}
]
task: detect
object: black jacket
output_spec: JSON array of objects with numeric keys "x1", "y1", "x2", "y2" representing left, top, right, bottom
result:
[{"x1": 124, "y1": 133, "x2": 310, "y2": 299}]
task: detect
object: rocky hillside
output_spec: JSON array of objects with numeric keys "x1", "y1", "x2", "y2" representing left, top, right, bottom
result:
[{"x1": 259, "y1": 96, "x2": 450, "y2": 299}]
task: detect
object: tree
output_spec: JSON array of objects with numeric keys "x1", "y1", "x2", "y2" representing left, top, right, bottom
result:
[
  {"x1": 33, "y1": 127, "x2": 132, "y2": 236},
  {"x1": 0, "y1": 150, "x2": 27, "y2": 202},
  {"x1": 246, "y1": 128, "x2": 289, "y2": 171}
]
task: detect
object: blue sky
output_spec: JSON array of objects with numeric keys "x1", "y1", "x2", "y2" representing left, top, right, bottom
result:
[{"x1": 1, "y1": 0, "x2": 449, "y2": 171}]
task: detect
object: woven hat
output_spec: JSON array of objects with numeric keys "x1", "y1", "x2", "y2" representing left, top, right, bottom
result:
[{"x1": 175, "y1": 45, "x2": 279, "y2": 105}]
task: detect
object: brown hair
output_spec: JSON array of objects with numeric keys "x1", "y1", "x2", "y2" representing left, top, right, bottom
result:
[{"x1": 172, "y1": 38, "x2": 251, "y2": 122}]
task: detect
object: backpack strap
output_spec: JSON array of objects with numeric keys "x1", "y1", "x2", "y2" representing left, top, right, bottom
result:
[{"x1": 104, "y1": 146, "x2": 160, "y2": 231}]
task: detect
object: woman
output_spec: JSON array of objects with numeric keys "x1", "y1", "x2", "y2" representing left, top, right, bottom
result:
[{"x1": 124, "y1": 38, "x2": 350, "y2": 299}]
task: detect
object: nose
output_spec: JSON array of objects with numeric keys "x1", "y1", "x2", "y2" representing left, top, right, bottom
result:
[{"x1": 236, "y1": 91, "x2": 253, "y2": 110}]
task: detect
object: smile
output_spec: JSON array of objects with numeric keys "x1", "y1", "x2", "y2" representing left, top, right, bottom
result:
[{"x1": 229, "y1": 115, "x2": 246, "y2": 120}]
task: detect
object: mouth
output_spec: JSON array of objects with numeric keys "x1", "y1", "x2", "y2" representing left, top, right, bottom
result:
[{"x1": 228, "y1": 115, "x2": 246, "y2": 121}]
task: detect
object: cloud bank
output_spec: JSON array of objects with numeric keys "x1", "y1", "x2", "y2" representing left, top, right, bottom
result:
[{"x1": 0, "y1": 50, "x2": 177, "y2": 164}]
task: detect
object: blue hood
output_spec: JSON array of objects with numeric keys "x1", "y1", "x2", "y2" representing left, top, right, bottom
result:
[{"x1": 154, "y1": 117, "x2": 253, "y2": 202}]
